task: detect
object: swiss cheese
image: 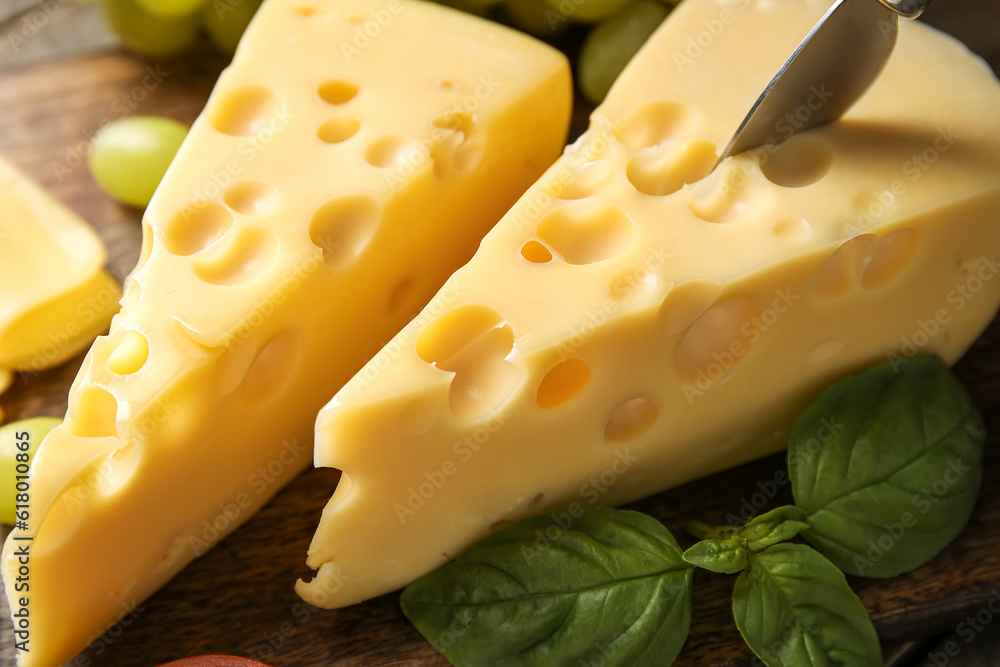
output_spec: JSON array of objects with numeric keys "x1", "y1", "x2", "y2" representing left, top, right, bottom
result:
[
  {"x1": 0, "y1": 0, "x2": 571, "y2": 663},
  {"x1": 298, "y1": 0, "x2": 1000, "y2": 609},
  {"x1": 0, "y1": 156, "x2": 120, "y2": 424}
]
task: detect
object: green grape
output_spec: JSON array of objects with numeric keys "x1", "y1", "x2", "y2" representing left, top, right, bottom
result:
[
  {"x1": 504, "y1": 0, "x2": 567, "y2": 37},
  {"x1": 135, "y1": 0, "x2": 207, "y2": 17},
  {"x1": 543, "y1": 0, "x2": 634, "y2": 24},
  {"x1": 203, "y1": 0, "x2": 264, "y2": 56},
  {"x1": 0, "y1": 417, "x2": 62, "y2": 526},
  {"x1": 578, "y1": 0, "x2": 670, "y2": 104},
  {"x1": 88, "y1": 116, "x2": 189, "y2": 209},
  {"x1": 100, "y1": 0, "x2": 201, "y2": 57}
]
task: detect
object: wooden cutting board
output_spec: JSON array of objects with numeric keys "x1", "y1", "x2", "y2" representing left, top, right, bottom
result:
[{"x1": 1, "y1": 10, "x2": 1000, "y2": 665}]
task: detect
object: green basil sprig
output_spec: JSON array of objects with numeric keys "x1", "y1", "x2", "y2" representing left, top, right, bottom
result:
[
  {"x1": 401, "y1": 508, "x2": 693, "y2": 666},
  {"x1": 733, "y1": 544, "x2": 881, "y2": 667},
  {"x1": 682, "y1": 506, "x2": 808, "y2": 574},
  {"x1": 789, "y1": 354, "x2": 985, "y2": 577}
]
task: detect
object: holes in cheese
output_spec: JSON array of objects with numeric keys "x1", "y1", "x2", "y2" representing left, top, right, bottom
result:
[
  {"x1": 294, "y1": 6, "x2": 322, "y2": 17},
  {"x1": 317, "y1": 80, "x2": 358, "y2": 105},
  {"x1": 674, "y1": 296, "x2": 763, "y2": 381},
  {"x1": 430, "y1": 112, "x2": 482, "y2": 179},
  {"x1": 816, "y1": 234, "x2": 877, "y2": 299},
  {"x1": 545, "y1": 159, "x2": 615, "y2": 200},
  {"x1": 760, "y1": 135, "x2": 833, "y2": 187},
  {"x1": 104, "y1": 441, "x2": 139, "y2": 492},
  {"x1": 626, "y1": 138, "x2": 717, "y2": 196},
  {"x1": 417, "y1": 304, "x2": 519, "y2": 419},
  {"x1": 243, "y1": 332, "x2": 302, "y2": 406},
  {"x1": 308, "y1": 193, "x2": 381, "y2": 269},
  {"x1": 365, "y1": 135, "x2": 419, "y2": 169},
  {"x1": 192, "y1": 225, "x2": 279, "y2": 286},
  {"x1": 520, "y1": 240, "x2": 552, "y2": 264},
  {"x1": 69, "y1": 387, "x2": 118, "y2": 438},
  {"x1": 861, "y1": 227, "x2": 920, "y2": 290},
  {"x1": 604, "y1": 397, "x2": 660, "y2": 444},
  {"x1": 317, "y1": 116, "x2": 361, "y2": 144},
  {"x1": 107, "y1": 331, "x2": 149, "y2": 376},
  {"x1": 687, "y1": 157, "x2": 774, "y2": 224},
  {"x1": 658, "y1": 279, "x2": 723, "y2": 336},
  {"x1": 536, "y1": 358, "x2": 590, "y2": 409},
  {"x1": 210, "y1": 86, "x2": 283, "y2": 137},
  {"x1": 212, "y1": 333, "x2": 260, "y2": 397},
  {"x1": 224, "y1": 181, "x2": 279, "y2": 215},
  {"x1": 615, "y1": 100, "x2": 695, "y2": 148},
  {"x1": 536, "y1": 200, "x2": 633, "y2": 265},
  {"x1": 771, "y1": 215, "x2": 812, "y2": 241},
  {"x1": 164, "y1": 202, "x2": 233, "y2": 256}
]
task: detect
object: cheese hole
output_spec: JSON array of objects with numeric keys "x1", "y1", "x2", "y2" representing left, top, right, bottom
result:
[
  {"x1": 537, "y1": 200, "x2": 633, "y2": 265},
  {"x1": 604, "y1": 397, "x2": 660, "y2": 444},
  {"x1": 771, "y1": 216, "x2": 812, "y2": 241},
  {"x1": 107, "y1": 331, "x2": 149, "y2": 375},
  {"x1": 309, "y1": 193, "x2": 380, "y2": 269},
  {"x1": 675, "y1": 297, "x2": 763, "y2": 381},
  {"x1": 365, "y1": 135, "x2": 419, "y2": 169},
  {"x1": 134, "y1": 220, "x2": 153, "y2": 272},
  {"x1": 520, "y1": 240, "x2": 552, "y2": 263},
  {"x1": 816, "y1": 234, "x2": 877, "y2": 299},
  {"x1": 861, "y1": 227, "x2": 920, "y2": 290},
  {"x1": 658, "y1": 279, "x2": 723, "y2": 336},
  {"x1": 317, "y1": 80, "x2": 358, "y2": 105},
  {"x1": 529, "y1": 492, "x2": 544, "y2": 508},
  {"x1": 417, "y1": 305, "x2": 519, "y2": 419},
  {"x1": 211, "y1": 86, "x2": 282, "y2": 137},
  {"x1": 545, "y1": 160, "x2": 615, "y2": 200},
  {"x1": 163, "y1": 202, "x2": 233, "y2": 256},
  {"x1": 224, "y1": 181, "x2": 278, "y2": 215},
  {"x1": 610, "y1": 265, "x2": 659, "y2": 302},
  {"x1": 760, "y1": 136, "x2": 833, "y2": 187},
  {"x1": 615, "y1": 100, "x2": 695, "y2": 148},
  {"x1": 192, "y1": 225, "x2": 279, "y2": 286},
  {"x1": 243, "y1": 332, "x2": 302, "y2": 406},
  {"x1": 852, "y1": 187, "x2": 896, "y2": 222},
  {"x1": 317, "y1": 116, "x2": 360, "y2": 144},
  {"x1": 69, "y1": 387, "x2": 118, "y2": 438},
  {"x1": 295, "y1": 6, "x2": 321, "y2": 16},
  {"x1": 536, "y1": 359, "x2": 590, "y2": 409},
  {"x1": 687, "y1": 157, "x2": 773, "y2": 224},
  {"x1": 431, "y1": 112, "x2": 482, "y2": 178},
  {"x1": 212, "y1": 333, "x2": 259, "y2": 397},
  {"x1": 327, "y1": 470, "x2": 354, "y2": 510},
  {"x1": 626, "y1": 139, "x2": 717, "y2": 196},
  {"x1": 103, "y1": 441, "x2": 138, "y2": 492}
]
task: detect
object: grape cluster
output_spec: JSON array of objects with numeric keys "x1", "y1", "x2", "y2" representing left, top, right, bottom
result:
[{"x1": 98, "y1": 0, "x2": 264, "y2": 58}]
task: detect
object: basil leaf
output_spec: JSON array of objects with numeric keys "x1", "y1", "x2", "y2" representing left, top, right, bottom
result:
[
  {"x1": 733, "y1": 543, "x2": 881, "y2": 667},
  {"x1": 401, "y1": 508, "x2": 693, "y2": 667},
  {"x1": 742, "y1": 506, "x2": 809, "y2": 552},
  {"x1": 683, "y1": 536, "x2": 748, "y2": 574},
  {"x1": 789, "y1": 354, "x2": 985, "y2": 578}
]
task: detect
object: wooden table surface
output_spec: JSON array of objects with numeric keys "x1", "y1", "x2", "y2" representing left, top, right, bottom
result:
[{"x1": 1, "y1": 1, "x2": 1000, "y2": 666}]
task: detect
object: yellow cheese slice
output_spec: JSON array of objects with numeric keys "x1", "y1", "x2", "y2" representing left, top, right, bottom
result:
[
  {"x1": 0, "y1": 0, "x2": 570, "y2": 663},
  {"x1": 0, "y1": 156, "x2": 121, "y2": 422},
  {"x1": 298, "y1": 0, "x2": 1000, "y2": 609}
]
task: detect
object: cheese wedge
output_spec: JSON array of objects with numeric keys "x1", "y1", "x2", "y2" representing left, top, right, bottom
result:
[
  {"x1": 0, "y1": 1, "x2": 570, "y2": 663},
  {"x1": 0, "y1": 156, "x2": 121, "y2": 424},
  {"x1": 298, "y1": 0, "x2": 1000, "y2": 608}
]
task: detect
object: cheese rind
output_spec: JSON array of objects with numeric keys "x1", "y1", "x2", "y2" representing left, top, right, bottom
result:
[
  {"x1": 0, "y1": 1, "x2": 571, "y2": 663},
  {"x1": 0, "y1": 156, "x2": 121, "y2": 422},
  {"x1": 298, "y1": 0, "x2": 1000, "y2": 609}
]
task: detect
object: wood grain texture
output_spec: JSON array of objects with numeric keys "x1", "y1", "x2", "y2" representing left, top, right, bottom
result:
[{"x1": 0, "y1": 11, "x2": 999, "y2": 667}]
